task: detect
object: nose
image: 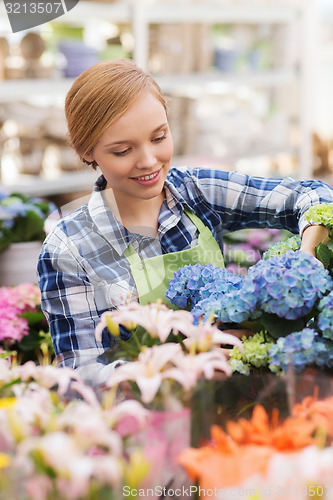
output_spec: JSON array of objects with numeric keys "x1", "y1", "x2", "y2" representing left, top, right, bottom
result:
[{"x1": 135, "y1": 145, "x2": 157, "y2": 170}]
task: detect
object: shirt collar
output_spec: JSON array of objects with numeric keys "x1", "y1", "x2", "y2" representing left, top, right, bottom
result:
[
  {"x1": 164, "y1": 174, "x2": 192, "y2": 214},
  {"x1": 88, "y1": 176, "x2": 137, "y2": 257},
  {"x1": 88, "y1": 174, "x2": 191, "y2": 254}
]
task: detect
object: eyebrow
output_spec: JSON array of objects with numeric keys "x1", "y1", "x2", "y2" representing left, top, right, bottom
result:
[{"x1": 103, "y1": 123, "x2": 168, "y2": 148}]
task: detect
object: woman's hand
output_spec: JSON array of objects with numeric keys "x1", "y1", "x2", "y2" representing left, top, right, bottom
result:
[
  {"x1": 300, "y1": 224, "x2": 329, "y2": 261},
  {"x1": 218, "y1": 328, "x2": 253, "y2": 364},
  {"x1": 222, "y1": 328, "x2": 254, "y2": 340}
]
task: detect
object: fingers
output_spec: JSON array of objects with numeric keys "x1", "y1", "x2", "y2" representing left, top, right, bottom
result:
[{"x1": 222, "y1": 329, "x2": 254, "y2": 339}]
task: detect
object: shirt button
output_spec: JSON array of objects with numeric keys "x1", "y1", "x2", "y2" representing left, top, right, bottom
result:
[{"x1": 138, "y1": 264, "x2": 144, "y2": 270}]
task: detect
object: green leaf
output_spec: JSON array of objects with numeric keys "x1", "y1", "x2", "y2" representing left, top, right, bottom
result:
[
  {"x1": 260, "y1": 313, "x2": 306, "y2": 339},
  {"x1": 17, "y1": 329, "x2": 47, "y2": 352},
  {"x1": 327, "y1": 239, "x2": 333, "y2": 251},
  {"x1": 12, "y1": 211, "x2": 45, "y2": 243},
  {"x1": 19, "y1": 311, "x2": 45, "y2": 326},
  {"x1": 316, "y1": 242, "x2": 331, "y2": 268}
]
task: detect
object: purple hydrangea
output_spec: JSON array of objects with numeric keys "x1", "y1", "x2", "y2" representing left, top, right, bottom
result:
[
  {"x1": 166, "y1": 250, "x2": 333, "y2": 331},
  {"x1": 317, "y1": 290, "x2": 333, "y2": 340},
  {"x1": 268, "y1": 328, "x2": 333, "y2": 373},
  {"x1": 241, "y1": 250, "x2": 332, "y2": 320},
  {"x1": 166, "y1": 263, "x2": 243, "y2": 309},
  {"x1": 192, "y1": 289, "x2": 258, "y2": 325}
]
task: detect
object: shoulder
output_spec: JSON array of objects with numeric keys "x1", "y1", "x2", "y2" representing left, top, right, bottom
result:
[
  {"x1": 42, "y1": 203, "x2": 92, "y2": 252},
  {"x1": 167, "y1": 165, "x2": 229, "y2": 182},
  {"x1": 166, "y1": 165, "x2": 255, "y2": 193}
]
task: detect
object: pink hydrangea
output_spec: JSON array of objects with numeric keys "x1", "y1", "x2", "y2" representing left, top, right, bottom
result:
[
  {"x1": 0, "y1": 283, "x2": 40, "y2": 344},
  {"x1": 0, "y1": 283, "x2": 41, "y2": 312},
  {"x1": 0, "y1": 305, "x2": 29, "y2": 343}
]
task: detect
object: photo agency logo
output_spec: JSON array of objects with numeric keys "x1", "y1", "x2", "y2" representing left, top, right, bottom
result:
[{"x1": 4, "y1": 0, "x2": 80, "y2": 33}]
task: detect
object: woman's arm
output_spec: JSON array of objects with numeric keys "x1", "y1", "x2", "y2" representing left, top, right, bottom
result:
[
  {"x1": 300, "y1": 224, "x2": 329, "y2": 258},
  {"x1": 37, "y1": 234, "x2": 123, "y2": 388},
  {"x1": 177, "y1": 167, "x2": 333, "y2": 236}
]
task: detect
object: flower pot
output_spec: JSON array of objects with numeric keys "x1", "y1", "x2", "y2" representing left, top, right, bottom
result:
[{"x1": 0, "y1": 241, "x2": 42, "y2": 286}]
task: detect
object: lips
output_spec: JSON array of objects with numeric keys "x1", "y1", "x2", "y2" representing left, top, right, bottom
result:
[
  {"x1": 135, "y1": 171, "x2": 159, "y2": 181},
  {"x1": 130, "y1": 169, "x2": 161, "y2": 186}
]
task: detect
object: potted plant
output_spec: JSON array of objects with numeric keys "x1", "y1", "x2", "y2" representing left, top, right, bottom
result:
[{"x1": 0, "y1": 192, "x2": 56, "y2": 286}]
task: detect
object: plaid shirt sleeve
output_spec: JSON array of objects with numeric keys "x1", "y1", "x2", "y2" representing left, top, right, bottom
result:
[
  {"x1": 168, "y1": 168, "x2": 333, "y2": 236},
  {"x1": 37, "y1": 223, "x2": 124, "y2": 387}
]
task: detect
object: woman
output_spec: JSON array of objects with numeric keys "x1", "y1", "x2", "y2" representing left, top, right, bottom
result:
[{"x1": 38, "y1": 59, "x2": 332, "y2": 387}]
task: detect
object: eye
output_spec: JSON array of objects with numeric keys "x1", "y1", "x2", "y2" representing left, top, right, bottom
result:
[
  {"x1": 113, "y1": 148, "x2": 131, "y2": 157},
  {"x1": 152, "y1": 134, "x2": 167, "y2": 143}
]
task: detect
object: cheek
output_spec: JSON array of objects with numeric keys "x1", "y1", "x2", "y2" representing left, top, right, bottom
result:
[
  {"x1": 162, "y1": 137, "x2": 174, "y2": 160},
  {"x1": 98, "y1": 158, "x2": 127, "y2": 179}
]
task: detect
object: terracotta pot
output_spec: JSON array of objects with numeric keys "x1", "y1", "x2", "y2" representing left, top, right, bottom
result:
[{"x1": 0, "y1": 241, "x2": 42, "y2": 286}]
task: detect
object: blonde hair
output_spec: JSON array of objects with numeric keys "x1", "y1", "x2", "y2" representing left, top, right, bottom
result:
[{"x1": 65, "y1": 59, "x2": 167, "y2": 168}]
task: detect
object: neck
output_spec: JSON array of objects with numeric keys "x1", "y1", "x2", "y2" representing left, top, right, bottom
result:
[{"x1": 103, "y1": 188, "x2": 165, "y2": 236}]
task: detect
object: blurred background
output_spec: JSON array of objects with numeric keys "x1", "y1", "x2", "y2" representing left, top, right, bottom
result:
[{"x1": 0, "y1": 0, "x2": 332, "y2": 208}]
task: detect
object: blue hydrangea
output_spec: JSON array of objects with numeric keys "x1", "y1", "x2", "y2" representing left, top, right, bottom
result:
[
  {"x1": 192, "y1": 290, "x2": 257, "y2": 325},
  {"x1": 1, "y1": 200, "x2": 45, "y2": 220},
  {"x1": 317, "y1": 290, "x2": 333, "y2": 340},
  {"x1": 241, "y1": 250, "x2": 332, "y2": 320},
  {"x1": 0, "y1": 193, "x2": 56, "y2": 252},
  {"x1": 268, "y1": 328, "x2": 333, "y2": 373},
  {"x1": 166, "y1": 250, "x2": 333, "y2": 331},
  {"x1": 166, "y1": 263, "x2": 243, "y2": 309}
]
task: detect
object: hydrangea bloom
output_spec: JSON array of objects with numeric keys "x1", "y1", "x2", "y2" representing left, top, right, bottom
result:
[
  {"x1": 317, "y1": 290, "x2": 333, "y2": 340},
  {"x1": 192, "y1": 291, "x2": 257, "y2": 325},
  {"x1": 166, "y1": 263, "x2": 243, "y2": 309},
  {"x1": 268, "y1": 328, "x2": 333, "y2": 373},
  {"x1": 229, "y1": 331, "x2": 275, "y2": 375},
  {"x1": 1, "y1": 283, "x2": 41, "y2": 311},
  {"x1": 0, "y1": 192, "x2": 56, "y2": 252},
  {"x1": 0, "y1": 284, "x2": 41, "y2": 344},
  {"x1": 304, "y1": 202, "x2": 333, "y2": 228},
  {"x1": 263, "y1": 235, "x2": 301, "y2": 260},
  {"x1": 0, "y1": 305, "x2": 29, "y2": 343},
  {"x1": 240, "y1": 250, "x2": 332, "y2": 320}
]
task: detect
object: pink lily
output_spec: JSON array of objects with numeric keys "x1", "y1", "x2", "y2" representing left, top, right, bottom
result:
[
  {"x1": 106, "y1": 399, "x2": 150, "y2": 436},
  {"x1": 106, "y1": 343, "x2": 182, "y2": 404},
  {"x1": 58, "y1": 401, "x2": 123, "y2": 456},
  {"x1": 182, "y1": 321, "x2": 244, "y2": 353},
  {"x1": 25, "y1": 475, "x2": 53, "y2": 500},
  {"x1": 12, "y1": 362, "x2": 83, "y2": 396},
  {"x1": 163, "y1": 347, "x2": 232, "y2": 392},
  {"x1": 95, "y1": 301, "x2": 194, "y2": 343}
]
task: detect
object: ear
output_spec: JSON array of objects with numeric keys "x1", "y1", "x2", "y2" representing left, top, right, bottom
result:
[{"x1": 82, "y1": 152, "x2": 94, "y2": 163}]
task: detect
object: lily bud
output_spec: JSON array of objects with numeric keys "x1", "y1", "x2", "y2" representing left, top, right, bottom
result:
[{"x1": 106, "y1": 315, "x2": 120, "y2": 337}]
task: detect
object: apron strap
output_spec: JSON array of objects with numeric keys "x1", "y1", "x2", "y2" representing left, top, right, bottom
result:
[
  {"x1": 183, "y1": 207, "x2": 214, "y2": 244},
  {"x1": 124, "y1": 244, "x2": 155, "y2": 299},
  {"x1": 183, "y1": 207, "x2": 207, "y2": 232},
  {"x1": 124, "y1": 243, "x2": 143, "y2": 267}
]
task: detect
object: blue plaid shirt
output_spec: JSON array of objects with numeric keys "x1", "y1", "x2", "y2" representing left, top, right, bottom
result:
[{"x1": 37, "y1": 166, "x2": 333, "y2": 386}]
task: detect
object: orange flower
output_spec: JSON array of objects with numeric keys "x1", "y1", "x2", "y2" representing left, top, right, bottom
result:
[
  {"x1": 178, "y1": 404, "x2": 317, "y2": 495},
  {"x1": 226, "y1": 405, "x2": 315, "y2": 450},
  {"x1": 178, "y1": 429, "x2": 272, "y2": 491},
  {"x1": 293, "y1": 395, "x2": 333, "y2": 440}
]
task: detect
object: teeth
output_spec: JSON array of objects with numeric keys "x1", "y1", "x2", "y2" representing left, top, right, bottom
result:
[{"x1": 136, "y1": 172, "x2": 158, "y2": 181}]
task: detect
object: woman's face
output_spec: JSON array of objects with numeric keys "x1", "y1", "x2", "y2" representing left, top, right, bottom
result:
[{"x1": 84, "y1": 92, "x2": 173, "y2": 206}]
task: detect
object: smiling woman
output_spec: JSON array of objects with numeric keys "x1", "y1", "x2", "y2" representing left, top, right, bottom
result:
[{"x1": 37, "y1": 58, "x2": 333, "y2": 388}]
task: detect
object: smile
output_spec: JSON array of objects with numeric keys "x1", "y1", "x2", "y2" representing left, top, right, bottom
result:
[
  {"x1": 130, "y1": 169, "x2": 162, "y2": 186},
  {"x1": 133, "y1": 171, "x2": 160, "y2": 181}
]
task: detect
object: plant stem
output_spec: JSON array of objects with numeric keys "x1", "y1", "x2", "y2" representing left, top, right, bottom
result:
[{"x1": 131, "y1": 329, "x2": 142, "y2": 351}]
